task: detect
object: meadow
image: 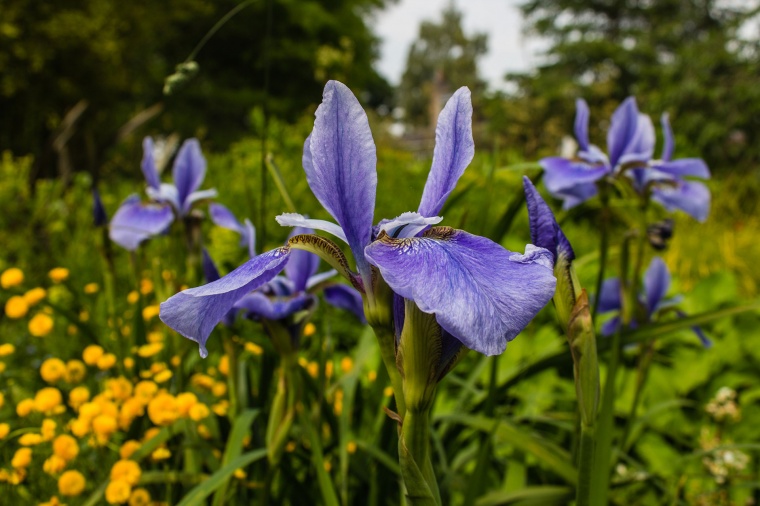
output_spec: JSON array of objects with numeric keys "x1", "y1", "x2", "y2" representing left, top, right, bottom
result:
[{"x1": 1, "y1": 83, "x2": 760, "y2": 506}]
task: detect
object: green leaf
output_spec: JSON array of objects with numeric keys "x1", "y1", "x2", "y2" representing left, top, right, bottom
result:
[
  {"x1": 475, "y1": 486, "x2": 574, "y2": 506},
  {"x1": 301, "y1": 409, "x2": 341, "y2": 506},
  {"x1": 438, "y1": 413, "x2": 577, "y2": 485},
  {"x1": 212, "y1": 409, "x2": 260, "y2": 506},
  {"x1": 176, "y1": 449, "x2": 267, "y2": 506}
]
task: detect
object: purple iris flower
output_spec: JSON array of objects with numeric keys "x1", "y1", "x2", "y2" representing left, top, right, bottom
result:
[
  {"x1": 109, "y1": 137, "x2": 217, "y2": 250},
  {"x1": 629, "y1": 114, "x2": 711, "y2": 222},
  {"x1": 598, "y1": 257, "x2": 711, "y2": 347},
  {"x1": 522, "y1": 176, "x2": 574, "y2": 267},
  {"x1": 541, "y1": 97, "x2": 655, "y2": 209},
  {"x1": 160, "y1": 81, "x2": 556, "y2": 359}
]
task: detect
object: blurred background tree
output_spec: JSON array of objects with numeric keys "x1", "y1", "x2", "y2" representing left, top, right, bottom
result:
[
  {"x1": 0, "y1": 0, "x2": 394, "y2": 183},
  {"x1": 502, "y1": 0, "x2": 760, "y2": 169},
  {"x1": 397, "y1": 5, "x2": 487, "y2": 128}
]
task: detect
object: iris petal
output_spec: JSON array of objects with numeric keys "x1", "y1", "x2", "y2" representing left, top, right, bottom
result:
[
  {"x1": 234, "y1": 291, "x2": 315, "y2": 321},
  {"x1": 597, "y1": 278, "x2": 622, "y2": 314},
  {"x1": 574, "y1": 99, "x2": 590, "y2": 152},
  {"x1": 660, "y1": 113, "x2": 674, "y2": 161},
  {"x1": 607, "y1": 97, "x2": 640, "y2": 167},
  {"x1": 160, "y1": 248, "x2": 291, "y2": 357},
  {"x1": 141, "y1": 137, "x2": 161, "y2": 190},
  {"x1": 307, "y1": 81, "x2": 377, "y2": 281},
  {"x1": 183, "y1": 189, "x2": 218, "y2": 214},
  {"x1": 109, "y1": 195, "x2": 174, "y2": 251},
  {"x1": 286, "y1": 227, "x2": 320, "y2": 292},
  {"x1": 652, "y1": 159, "x2": 710, "y2": 179},
  {"x1": 541, "y1": 157, "x2": 608, "y2": 194},
  {"x1": 418, "y1": 87, "x2": 474, "y2": 217},
  {"x1": 652, "y1": 180, "x2": 710, "y2": 222},
  {"x1": 644, "y1": 257, "x2": 670, "y2": 315},
  {"x1": 617, "y1": 113, "x2": 655, "y2": 167},
  {"x1": 324, "y1": 284, "x2": 366, "y2": 323},
  {"x1": 364, "y1": 228, "x2": 556, "y2": 356},
  {"x1": 173, "y1": 139, "x2": 207, "y2": 211},
  {"x1": 523, "y1": 177, "x2": 574, "y2": 264},
  {"x1": 377, "y1": 212, "x2": 443, "y2": 239},
  {"x1": 210, "y1": 203, "x2": 245, "y2": 234},
  {"x1": 276, "y1": 213, "x2": 348, "y2": 243}
]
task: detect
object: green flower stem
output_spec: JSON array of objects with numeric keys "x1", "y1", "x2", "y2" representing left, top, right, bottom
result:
[
  {"x1": 400, "y1": 409, "x2": 441, "y2": 506},
  {"x1": 223, "y1": 335, "x2": 239, "y2": 420},
  {"x1": 371, "y1": 325, "x2": 407, "y2": 419},
  {"x1": 576, "y1": 423, "x2": 596, "y2": 506}
]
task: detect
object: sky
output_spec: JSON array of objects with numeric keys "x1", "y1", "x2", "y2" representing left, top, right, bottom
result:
[{"x1": 372, "y1": 0, "x2": 542, "y2": 92}]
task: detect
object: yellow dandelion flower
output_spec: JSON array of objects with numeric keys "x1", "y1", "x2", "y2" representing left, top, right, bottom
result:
[
  {"x1": 42, "y1": 419, "x2": 57, "y2": 441},
  {"x1": 139, "y1": 279, "x2": 153, "y2": 295},
  {"x1": 340, "y1": 357, "x2": 353, "y2": 374},
  {"x1": 1, "y1": 267, "x2": 24, "y2": 288},
  {"x1": 190, "y1": 374, "x2": 215, "y2": 389},
  {"x1": 58, "y1": 470, "x2": 85, "y2": 496},
  {"x1": 212, "y1": 400, "x2": 229, "y2": 416},
  {"x1": 154, "y1": 370, "x2": 172, "y2": 384},
  {"x1": 97, "y1": 353, "x2": 117, "y2": 370},
  {"x1": 49, "y1": 268, "x2": 69, "y2": 283},
  {"x1": 307, "y1": 361, "x2": 319, "y2": 378},
  {"x1": 123, "y1": 357, "x2": 134, "y2": 369},
  {"x1": 0, "y1": 423, "x2": 10, "y2": 439},
  {"x1": 53, "y1": 435, "x2": 79, "y2": 461},
  {"x1": 43, "y1": 455, "x2": 67, "y2": 475},
  {"x1": 92, "y1": 414, "x2": 118, "y2": 442},
  {"x1": 147, "y1": 393, "x2": 179, "y2": 426},
  {"x1": 176, "y1": 392, "x2": 197, "y2": 416},
  {"x1": 29, "y1": 313, "x2": 54, "y2": 337},
  {"x1": 147, "y1": 331, "x2": 163, "y2": 343},
  {"x1": 244, "y1": 342, "x2": 263, "y2": 355},
  {"x1": 105, "y1": 479, "x2": 132, "y2": 504},
  {"x1": 197, "y1": 424, "x2": 211, "y2": 439},
  {"x1": 17, "y1": 398, "x2": 35, "y2": 417},
  {"x1": 143, "y1": 427, "x2": 161, "y2": 442},
  {"x1": 347, "y1": 441, "x2": 357, "y2": 454},
  {"x1": 368, "y1": 370, "x2": 377, "y2": 382},
  {"x1": 188, "y1": 403, "x2": 210, "y2": 421},
  {"x1": 106, "y1": 377, "x2": 133, "y2": 401},
  {"x1": 218, "y1": 355, "x2": 229, "y2": 376},
  {"x1": 23, "y1": 287, "x2": 47, "y2": 306},
  {"x1": 119, "y1": 440, "x2": 141, "y2": 460},
  {"x1": 69, "y1": 418, "x2": 90, "y2": 438},
  {"x1": 68, "y1": 387, "x2": 90, "y2": 410},
  {"x1": 38, "y1": 495, "x2": 65, "y2": 506},
  {"x1": 5, "y1": 295, "x2": 29, "y2": 319},
  {"x1": 110, "y1": 460, "x2": 141, "y2": 486},
  {"x1": 34, "y1": 387, "x2": 63, "y2": 413},
  {"x1": 0, "y1": 343, "x2": 15, "y2": 356},
  {"x1": 41, "y1": 358, "x2": 66, "y2": 383},
  {"x1": 136, "y1": 343, "x2": 163, "y2": 358},
  {"x1": 233, "y1": 468, "x2": 246, "y2": 479},
  {"x1": 64, "y1": 360, "x2": 86, "y2": 383},
  {"x1": 127, "y1": 291, "x2": 139, "y2": 304},
  {"x1": 151, "y1": 447, "x2": 171, "y2": 461},
  {"x1": 82, "y1": 345, "x2": 104, "y2": 365},
  {"x1": 12, "y1": 447, "x2": 32, "y2": 468},
  {"x1": 133, "y1": 381, "x2": 158, "y2": 405},
  {"x1": 212, "y1": 382, "x2": 227, "y2": 397},
  {"x1": 304, "y1": 322, "x2": 316, "y2": 337},
  {"x1": 383, "y1": 386, "x2": 393, "y2": 397},
  {"x1": 84, "y1": 283, "x2": 99, "y2": 294},
  {"x1": 0, "y1": 391, "x2": 3, "y2": 409},
  {"x1": 128, "y1": 488, "x2": 151, "y2": 506},
  {"x1": 19, "y1": 433, "x2": 44, "y2": 446},
  {"x1": 325, "y1": 361, "x2": 334, "y2": 379},
  {"x1": 141, "y1": 305, "x2": 159, "y2": 321}
]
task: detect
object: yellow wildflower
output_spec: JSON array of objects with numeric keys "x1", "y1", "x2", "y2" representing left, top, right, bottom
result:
[
  {"x1": 347, "y1": 441, "x2": 357, "y2": 454},
  {"x1": 147, "y1": 331, "x2": 163, "y2": 343},
  {"x1": 170, "y1": 355, "x2": 180, "y2": 367},
  {"x1": 383, "y1": 386, "x2": 393, "y2": 397},
  {"x1": 42, "y1": 419, "x2": 57, "y2": 441},
  {"x1": 38, "y1": 496, "x2": 65, "y2": 506},
  {"x1": 0, "y1": 391, "x2": 3, "y2": 408},
  {"x1": 147, "y1": 393, "x2": 179, "y2": 426},
  {"x1": 43, "y1": 455, "x2": 67, "y2": 475},
  {"x1": 119, "y1": 440, "x2": 141, "y2": 460},
  {"x1": 136, "y1": 343, "x2": 163, "y2": 358},
  {"x1": 53, "y1": 435, "x2": 79, "y2": 461},
  {"x1": 197, "y1": 424, "x2": 211, "y2": 439},
  {"x1": 212, "y1": 381, "x2": 227, "y2": 397},
  {"x1": 244, "y1": 342, "x2": 263, "y2": 355},
  {"x1": 0, "y1": 343, "x2": 15, "y2": 356},
  {"x1": 105, "y1": 479, "x2": 132, "y2": 504},
  {"x1": 29, "y1": 313, "x2": 54, "y2": 337},
  {"x1": 0, "y1": 362, "x2": 5, "y2": 373},
  {"x1": 151, "y1": 447, "x2": 171, "y2": 461},
  {"x1": 106, "y1": 377, "x2": 133, "y2": 401},
  {"x1": 92, "y1": 414, "x2": 118, "y2": 443},
  {"x1": 64, "y1": 360, "x2": 86, "y2": 383},
  {"x1": 190, "y1": 374, "x2": 215, "y2": 389},
  {"x1": 0, "y1": 423, "x2": 10, "y2": 439},
  {"x1": 84, "y1": 283, "x2": 99, "y2": 294},
  {"x1": 12, "y1": 447, "x2": 32, "y2": 468},
  {"x1": 143, "y1": 427, "x2": 161, "y2": 442},
  {"x1": 49, "y1": 268, "x2": 69, "y2": 283},
  {"x1": 97, "y1": 353, "x2": 117, "y2": 370},
  {"x1": 304, "y1": 322, "x2": 316, "y2": 337},
  {"x1": 58, "y1": 470, "x2": 85, "y2": 496},
  {"x1": 128, "y1": 488, "x2": 151, "y2": 506},
  {"x1": 34, "y1": 387, "x2": 63, "y2": 413},
  {"x1": 325, "y1": 361, "x2": 334, "y2": 379},
  {"x1": 368, "y1": 370, "x2": 377, "y2": 382},
  {"x1": 5, "y1": 295, "x2": 29, "y2": 319},
  {"x1": 340, "y1": 357, "x2": 353, "y2": 374},
  {"x1": 68, "y1": 387, "x2": 90, "y2": 410},
  {"x1": 307, "y1": 361, "x2": 319, "y2": 378},
  {"x1": 154, "y1": 370, "x2": 172, "y2": 384},
  {"x1": 23, "y1": 287, "x2": 47, "y2": 306},
  {"x1": 82, "y1": 345, "x2": 104, "y2": 365},
  {"x1": 176, "y1": 392, "x2": 198, "y2": 416},
  {"x1": 233, "y1": 468, "x2": 246, "y2": 479},
  {"x1": 1, "y1": 267, "x2": 24, "y2": 288},
  {"x1": 17, "y1": 398, "x2": 36, "y2": 417},
  {"x1": 188, "y1": 403, "x2": 210, "y2": 421},
  {"x1": 218, "y1": 355, "x2": 229, "y2": 375},
  {"x1": 212, "y1": 400, "x2": 229, "y2": 416},
  {"x1": 140, "y1": 279, "x2": 153, "y2": 295},
  {"x1": 41, "y1": 358, "x2": 67, "y2": 383},
  {"x1": 19, "y1": 433, "x2": 44, "y2": 446},
  {"x1": 127, "y1": 291, "x2": 139, "y2": 304},
  {"x1": 69, "y1": 419, "x2": 90, "y2": 438},
  {"x1": 119, "y1": 398, "x2": 145, "y2": 430},
  {"x1": 141, "y1": 305, "x2": 160, "y2": 321},
  {"x1": 133, "y1": 381, "x2": 158, "y2": 404},
  {"x1": 124, "y1": 357, "x2": 135, "y2": 369},
  {"x1": 110, "y1": 459, "x2": 141, "y2": 486}
]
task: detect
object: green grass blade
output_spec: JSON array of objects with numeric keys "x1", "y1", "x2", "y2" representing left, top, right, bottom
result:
[
  {"x1": 474, "y1": 486, "x2": 574, "y2": 506},
  {"x1": 176, "y1": 449, "x2": 268, "y2": 506},
  {"x1": 211, "y1": 409, "x2": 260, "y2": 506}
]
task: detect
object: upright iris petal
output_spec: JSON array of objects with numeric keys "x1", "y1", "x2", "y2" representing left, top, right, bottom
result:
[
  {"x1": 644, "y1": 257, "x2": 670, "y2": 314},
  {"x1": 173, "y1": 139, "x2": 208, "y2": 214},
  {"x1": 141, "y1": 137, "x2": 161, "y2": 190},
  {"x1": 365, "y1": 228, "x2": 556, "y2": 356},
  {"x1": 607, "y1": 97, "x2": 641, "y2": 167},
  {"x1": 109, "y1": 195, "x2": 174, "y2": 251},
  {"x1": 418, "y1": 87, "x2": 474, "y2": 218},
  {"x1": 574, "y1": 99, "x2": 590, "y2": 152},
  {"x1": 523, "y1": 177, "x2": 574, "y2": 264},
  {"x1": 306, "y1": 81, "x2": 377, "y2": 283},
  {"x1": 160, "y1": 248, "x2": 291, "y2": 357}
]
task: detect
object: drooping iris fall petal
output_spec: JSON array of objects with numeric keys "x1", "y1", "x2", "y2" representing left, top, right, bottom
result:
[{"x1": 109, "y1": 195, "x2": 174, "y2": 251}]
